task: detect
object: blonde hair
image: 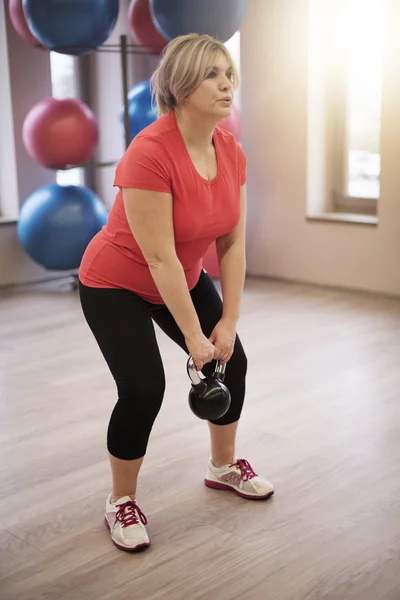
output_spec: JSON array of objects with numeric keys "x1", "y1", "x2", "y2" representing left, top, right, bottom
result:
[{"x1": 150, "y1": 33, "x2": 239, "y2": 116}]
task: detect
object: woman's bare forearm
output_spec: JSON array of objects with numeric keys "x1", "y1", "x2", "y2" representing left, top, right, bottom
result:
[
  {"x1": 216, "y1": 240, "x2": 246, "y2": 323},
  {"x1": 149, "y1": 257, "x2": 203, "y2": 338}
]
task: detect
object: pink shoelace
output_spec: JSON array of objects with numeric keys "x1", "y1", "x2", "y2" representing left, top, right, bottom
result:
[
  {"x1": 231, "y1": 458, "x2": 258, "y2": 482},
  {"x1": 115, "y1": 500, "x2": 147, "y2": 529}
]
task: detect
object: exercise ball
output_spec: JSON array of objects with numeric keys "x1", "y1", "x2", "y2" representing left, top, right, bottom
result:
[
  {"x1": 18, "y1": 184, "x2": 108, "y2": 270},
  {"x1": 9, "y1": 0, "x2": 43, "y2": 48},
  {"x1": 149, "y1": 0, "x2": 247, "y2": 43},
  {"x1": 23, "y1": 98, "x2": 99, "y2": 169},
  {"x1": 128, "y1": 0, "x2": 166, "y2": 51},
  {"x1": 123, "y1": 80, "x2": 157, "y2": 142},
  {"x1": 219, "y1": 105, "x2": 242, "y2": 142},
  {"x1": 22, "y1": 0, "x2": 119, "y2": 55}
]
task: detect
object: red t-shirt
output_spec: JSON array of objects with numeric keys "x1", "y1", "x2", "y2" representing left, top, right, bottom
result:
[{"x1": 79, "y1": 110, "x2": 246, "y2": 304}]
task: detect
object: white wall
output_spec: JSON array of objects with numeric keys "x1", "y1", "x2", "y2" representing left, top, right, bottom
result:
[{"x1": 241, "y1": 0, "x2": 400, "y2": 296}]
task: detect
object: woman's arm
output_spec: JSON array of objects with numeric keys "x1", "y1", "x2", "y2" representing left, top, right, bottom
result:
[
  {"x1": 122, "y1": 187, "x2": 203, "y2": 340},
  {"x1": 215, "y1": 184, "x2": 247, "y2": 324}
]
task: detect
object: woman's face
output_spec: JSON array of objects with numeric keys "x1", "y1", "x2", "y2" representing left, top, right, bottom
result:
[{"x1": 184, "y1": 52, "x2": 234, "y2": 121}]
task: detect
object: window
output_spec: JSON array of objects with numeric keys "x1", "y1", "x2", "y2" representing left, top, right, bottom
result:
[
  {"x1": 341, "y1": 0, "x2": 384, "y2": 208},
  {"x1": 225, "y1": 31, "x2": 241, "y2": 109},
  {"x1": 307, "y1": 0, "x2": 385, "y2": 219},
  {"x1": 0, "y1": 1, "x2": 19, "y2": 220},
  {"x1": 49, "y1": 53, "x2": 84, "y2": 186},
  {"x1": 334, "y1": 0, "x2": 385, "y2": 214}
]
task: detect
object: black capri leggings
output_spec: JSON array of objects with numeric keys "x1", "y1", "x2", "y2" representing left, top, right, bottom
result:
[{"x1": 78, "y1": 269, "x2": 247, "y2": 460}]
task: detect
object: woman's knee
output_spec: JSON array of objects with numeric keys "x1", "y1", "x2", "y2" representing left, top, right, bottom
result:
[
  {"x1": 228, "y1": 337, "x2": 248, "y2": 380},
  {"x1": 116, "y1": 372, "x2": 166, "y2": 408},
  {"x1": 209, "y1": 339, "x2": 247, "y2": 426},
  {"x1": 107, "y1": 374, "x2": 166, "y2": 460}
]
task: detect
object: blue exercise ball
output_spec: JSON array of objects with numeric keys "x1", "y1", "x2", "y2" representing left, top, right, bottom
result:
[
  {"x1": 122, "y1": 79, "x2": 157, "y2": 142},
  {"x1": 22, "y1": 0, "x2": 119, "y2": 55},
  {"x1": 17, "y1": 184, "x2": 108, "y2": 270},
  {"x1": 149, "y1": 0, "x2": 247, "y2": 43}
]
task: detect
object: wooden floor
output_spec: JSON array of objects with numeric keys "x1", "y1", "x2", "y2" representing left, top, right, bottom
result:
[{"x1": 1, "y1": 275, "x2": 400, "y2": 600}]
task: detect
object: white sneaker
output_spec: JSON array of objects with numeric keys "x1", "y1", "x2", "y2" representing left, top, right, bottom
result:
[
  {"x1": 204, "y1": 457, "x2": 274, "y2": 500},
  {"x1": 104, "y1": 494, "x2": 150, "y2": 551}
]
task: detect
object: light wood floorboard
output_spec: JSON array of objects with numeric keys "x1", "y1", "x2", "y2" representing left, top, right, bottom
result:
[{"x1": 1, "y1": 276, "x2": 400, "y2": 600}]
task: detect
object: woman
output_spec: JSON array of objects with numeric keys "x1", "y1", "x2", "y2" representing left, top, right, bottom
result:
[{"x1": 79, "y1": 33, "x2": 274, "y2": 552}]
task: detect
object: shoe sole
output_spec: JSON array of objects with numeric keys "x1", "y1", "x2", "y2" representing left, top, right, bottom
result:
[
  {"x1": 104, "y1": 516, "x2": 150, "y2": 552},
  {"x1": 204, "y1": 478, "x2": 275, "y2": 500}
]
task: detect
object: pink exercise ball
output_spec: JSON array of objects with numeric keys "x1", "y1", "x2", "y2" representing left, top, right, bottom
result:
[
  {"x1": 22, "y1": 98, "x2": 99, "y2": 169},
  {"x1": 219, "y1": 104, "x2": 242, "y2": 142},
  {"x1": 8, "y1": 0, "x2": 43, "y2": 48},
  {"x1": 128, "y1": 0, "x2": 166, "y2": 51}
]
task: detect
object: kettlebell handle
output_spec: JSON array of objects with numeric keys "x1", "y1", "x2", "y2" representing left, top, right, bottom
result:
[{"x1": 187, "y1": 356, "x2": 226, "y2": 386}]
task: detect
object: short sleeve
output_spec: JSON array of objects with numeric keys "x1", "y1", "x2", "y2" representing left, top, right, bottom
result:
[
  {"x1": 113, "y1": 135, "x2": 172, "y2": 194},
  {"x1": 237, "y1": 143, "x2": 247, "y2": 186}
]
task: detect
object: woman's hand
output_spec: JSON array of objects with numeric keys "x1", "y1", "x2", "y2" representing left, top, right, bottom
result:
[
  {"x1": 185, "y1": 331, "x2": 216, "y2": 372},
  {"x1": 209, "y1": 318, "x2": 237, "y2": 364}
]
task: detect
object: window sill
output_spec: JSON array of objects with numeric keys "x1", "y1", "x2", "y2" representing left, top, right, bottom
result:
[
  {"x1": 0, "y1": 216, "x2": 18, "y2": 226},
  {"x1": 306, "y1": 212, "x2": 378, "y2": 226}
]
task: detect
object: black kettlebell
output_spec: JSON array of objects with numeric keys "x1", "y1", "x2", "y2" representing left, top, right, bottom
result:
[{"x1": 187, "y1": 356, "x2": 231, "y2": 420}]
